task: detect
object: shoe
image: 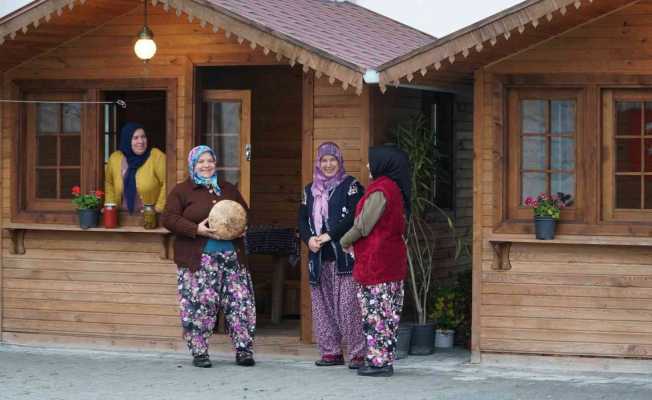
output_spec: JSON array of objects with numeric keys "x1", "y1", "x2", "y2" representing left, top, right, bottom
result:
[
  {"x1": 315, "y1": 354, "x2": 345, "y2": 366},
  {"x1": 236, "y1": 353, "x2": 256, "y2": 367},
  {"x1": 357, "y1": 364, "x2": 394, "y2": 377},
  {"x1": 348, "y1": 356, "x2": 365, "y2": 370},
  {"x1": 192, "y1": 354, "x2": 212, "y2": 368}
]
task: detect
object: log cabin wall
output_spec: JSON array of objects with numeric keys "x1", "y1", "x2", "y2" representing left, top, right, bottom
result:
[
  {"x1": 0, "y1": 3, "x2": 369, "y2": 348},
  {"x1": 476, "y1": 1, "x2": 652, "y2": 358}
]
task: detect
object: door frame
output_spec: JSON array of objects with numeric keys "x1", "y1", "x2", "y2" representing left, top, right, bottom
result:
[{"x1": 201, "y1": 89, "x2": 252, "y2": 205}]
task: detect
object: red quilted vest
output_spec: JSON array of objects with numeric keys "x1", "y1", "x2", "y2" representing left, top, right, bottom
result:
[{"x1": 353, "y1": 176, "x2": 407, "y2": 285}]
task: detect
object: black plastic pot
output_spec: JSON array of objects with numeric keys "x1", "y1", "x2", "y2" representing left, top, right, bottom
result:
[
  {"x1": 534, "y1": 216, "x2": 556, "y2": 240},
  {"x1": 395, "y1": 323, "x2": 413, "y2": 360},
  {"x1": 78, "y1": 209, "x2": 99, "y2": 229},
  {"x1": 409, "y1": 323, "x2": 435, "y2": 355}
]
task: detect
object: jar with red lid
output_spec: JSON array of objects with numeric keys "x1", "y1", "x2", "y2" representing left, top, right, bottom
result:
[{"x1": 103, "y1": 203, "x2": 118, "y2": 229}]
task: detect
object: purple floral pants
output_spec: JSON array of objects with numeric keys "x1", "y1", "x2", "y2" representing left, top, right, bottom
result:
[
  {"x1": 177, "y1": 251, "x2": 256, "y2": 357},
  {"x1": 358, "y1": 281, "x2": 404, "y2": 367},
  {"x1": 311, "y1": 261, "x2": 366, "y2": 362}
]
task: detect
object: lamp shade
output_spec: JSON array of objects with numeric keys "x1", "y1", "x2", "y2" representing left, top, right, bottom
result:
[{"x1": 134, "y1": 26, "x2": 157, "y2": 61}]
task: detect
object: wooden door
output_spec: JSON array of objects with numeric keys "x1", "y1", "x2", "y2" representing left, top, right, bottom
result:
[{"x1": 200, "y1": 90, "x2": 251, "y2": 204}]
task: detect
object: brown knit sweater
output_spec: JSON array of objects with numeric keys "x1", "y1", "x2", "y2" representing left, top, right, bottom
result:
[{"x1": 161, "y1": 178, "x2": 248, "y2": 271}]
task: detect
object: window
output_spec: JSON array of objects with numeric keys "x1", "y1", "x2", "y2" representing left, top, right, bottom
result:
[
  {"x1": 14, "y1": 80, "x2": 175, "y2": 224},
  {"x1": 25, "y1": 93, "x2": 85, "y2": 211},
  {"x1": 423, "y1": 92, "x2": 454, "y2": 210},
  {"x1": 602, "y1": 90, "x2": 652, "y2": 222},
  {"x1": 507, "y1": 89, "x2": 582, "y2": 221}
]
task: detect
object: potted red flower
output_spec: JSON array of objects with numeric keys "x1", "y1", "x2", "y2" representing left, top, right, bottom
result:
[
  {"x1": 524, "y1": 192, "x2": 573, "y2": 240},
  {"x1": 71, "y1": 186, "x2": 104, "y2": 229}
]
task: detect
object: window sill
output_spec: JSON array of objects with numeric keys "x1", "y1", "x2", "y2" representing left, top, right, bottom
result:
[
  {"x1": 487, "y1": 233, "x2": 652, "y2": 271},
  {"x1": 3, "y1": 223, "x2": 173, "y2": 260}
]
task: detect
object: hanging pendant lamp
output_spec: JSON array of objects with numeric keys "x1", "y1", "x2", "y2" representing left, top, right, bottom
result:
[{"x1": 134, "y1": 0, "x2": 157, "y2": 61}]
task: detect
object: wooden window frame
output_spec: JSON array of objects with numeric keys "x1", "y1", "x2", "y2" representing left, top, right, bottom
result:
[
  {"x1": 602, "y1": 89, "x2": 652, "y2": 222},
  {"x1": 506, "y1": 87, "x2": 584, "y2": 223},
  {"x1": 198, "y1": 89, "x2": 252, "y2": 205},
  {"x1": 24, "y1": 92, "x2": 87, "y2": 212},
  {"x1": 11, "y1": 79, "x2": 177, "y2": 225}
]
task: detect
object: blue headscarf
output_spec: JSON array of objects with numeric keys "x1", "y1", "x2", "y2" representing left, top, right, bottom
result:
[
  {"x1": 119, "y1": 122, "x2": 151, "y2": 214},
  {"x1": 187, "y1": 145, "x2": 221, "y2": 194}
]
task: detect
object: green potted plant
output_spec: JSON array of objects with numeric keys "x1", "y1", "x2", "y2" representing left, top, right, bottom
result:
[
  {"x1": 429, "y1": 286, "x2": 464, "y2": 349},
  {"x1": 393, "y1": 114, "x2": 464, "y2": 355},
  {"x1": 524, "y1": 192, "x2": 572, "y2": 240},
  {"x1": 71, "y1": 185, "x2": 104, "y2": 229}
]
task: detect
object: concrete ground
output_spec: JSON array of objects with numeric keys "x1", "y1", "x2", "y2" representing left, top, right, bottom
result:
[{"x1": 1, "y1": 344, "x2": 652, "y2": 400}]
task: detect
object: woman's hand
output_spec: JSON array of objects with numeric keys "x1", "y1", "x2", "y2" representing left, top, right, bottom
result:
[
  {"x1": 317, "y1": 233, "x2": 331, "y2": 244},
  {"x1": 308, "y1": 236, "x2": 321, "y2": 253},
  {"x1": 197, "y1": 218, "x2": 220, "y2": 239}
]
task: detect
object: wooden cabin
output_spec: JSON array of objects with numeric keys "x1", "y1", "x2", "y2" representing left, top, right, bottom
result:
[
  {"x1": 0, "y1": 0, "x2": 443, "y2": 352},
  {"x1": 380, "y1": 0, "x2": 652, "y2": 362}
]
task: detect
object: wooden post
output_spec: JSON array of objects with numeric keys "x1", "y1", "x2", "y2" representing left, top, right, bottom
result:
[
  {"x1": 360, "y1": 84, "x2": 371, "y2": 188},
  {"x1": 0, "y1": 74, "x2": 4, "y2": 339},
  {"x1": 471, "y1": 68, "x2": 485, "y2": 363},
  {"x1": 300, "y1": 71, "x2": 314, "y2": 343}
]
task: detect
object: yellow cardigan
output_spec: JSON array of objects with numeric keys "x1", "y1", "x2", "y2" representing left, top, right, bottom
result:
[{"x1": 105, "y1": 148, "x2": 167, "y2": 212}]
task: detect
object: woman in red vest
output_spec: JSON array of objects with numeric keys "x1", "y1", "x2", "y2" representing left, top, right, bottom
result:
[{"x1": 340, "y1": 145, "x2": 411, "y2": 377}]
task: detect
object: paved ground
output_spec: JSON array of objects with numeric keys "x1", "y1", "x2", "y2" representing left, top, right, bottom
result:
[{"x1": 1, "y1": 344, "x2": 652, "y2": 400}]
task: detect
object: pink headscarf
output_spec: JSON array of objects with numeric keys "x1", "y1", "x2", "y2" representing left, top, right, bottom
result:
[{"x1": 311, "y1": 142, "x2": 347, "y2": 235}]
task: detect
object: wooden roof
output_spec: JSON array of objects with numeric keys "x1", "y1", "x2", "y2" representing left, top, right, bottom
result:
[
  {"x1": 0, "y1": 0, "x2": 433, "y2": 94},
  {"x1": 377, "y1": 0, "x2": 640, "y2": 91}
]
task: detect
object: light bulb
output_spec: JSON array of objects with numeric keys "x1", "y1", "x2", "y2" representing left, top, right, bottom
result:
[{"x1": 134, "y1": 26, "x2": 156, "y2": 61}]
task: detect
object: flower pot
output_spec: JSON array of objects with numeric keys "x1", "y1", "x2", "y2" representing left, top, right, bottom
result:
[
  {"x1": 77, "y1": 208, "x2": 99, "y2": 229},
  {"x1": 534, "y1": 216, "x2": 556, "y2": 240},
  {"x1": 435, "y1": 329, "x2": 455, "y2": 349},
  {"x1": 395, "y1": 323, "x2": 413, "y2": 360},
  {"x1": 409, "y1": 323, "x2": 434, "y2": 355}
]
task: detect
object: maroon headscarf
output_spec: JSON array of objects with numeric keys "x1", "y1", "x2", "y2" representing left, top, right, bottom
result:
[{"x1": 311, "y1": 142, "x2": 347, "y2": 234}]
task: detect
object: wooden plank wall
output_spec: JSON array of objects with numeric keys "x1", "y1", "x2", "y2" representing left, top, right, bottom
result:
[
  {"x1": 0, "y1": 75, "x2": 4, "y2": 336},
  {"x1": 314, "y1": 76, "x2": 367, "y2": 183},
  {"x1": 0, "y1": 4, "x2": 287, "y2": 348},
  {"x1": 477, "y1": 1, "x2": 652, "y2": 358},
  {"x1": 0, "y1": 3, "x2": 368, "y2": 348}
]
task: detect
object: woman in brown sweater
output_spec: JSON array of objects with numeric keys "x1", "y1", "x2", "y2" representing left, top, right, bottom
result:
[{"x1": 161, "y1": 145, "x2": 255, "y2": 368}]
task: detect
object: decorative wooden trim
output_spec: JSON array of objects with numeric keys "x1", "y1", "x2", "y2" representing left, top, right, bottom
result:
[
  {"x1": 158, "y1": 0, "x2": 364, "y2": 93},
  {"x1": 377, "y1": 0, "x2": 636, "y2": 91},
  {"x1": 300, "y1": 71, "x2": 314, "y2": 344},
  {"x1": 0, "y1": 0, "x2": 364, "y2": 93},
  {"x1": 489, "y1": 241, "x2": 512, "y2": 271},
  {"x1": 0, "y1": 0, "x2": 76, "y2": 44}
]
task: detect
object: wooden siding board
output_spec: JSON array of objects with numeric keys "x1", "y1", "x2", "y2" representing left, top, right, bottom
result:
[
  {"x1": 0, "y1": 7, "x2": 342, "y2": 348},
  {"x1": 475, "y1": 3, "x2": 652, "y2": 358}
]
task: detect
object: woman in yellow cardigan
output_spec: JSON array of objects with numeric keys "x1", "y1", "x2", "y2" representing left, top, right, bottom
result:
[{"x1": 105, "y1": 122, "x2": 166, "y2": 213}]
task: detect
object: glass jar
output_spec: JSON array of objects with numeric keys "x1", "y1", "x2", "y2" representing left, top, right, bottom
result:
[
  {"x1": 103, "y1": 203, "x2": 118, "y2": 229},
  {"x1": 143, "y1": 204, "x2": 158, "y2": 229}
]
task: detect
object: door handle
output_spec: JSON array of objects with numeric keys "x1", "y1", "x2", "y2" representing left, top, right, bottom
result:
[{"x1": 245, "y1": 144, "x2": 251, "y2": 161}]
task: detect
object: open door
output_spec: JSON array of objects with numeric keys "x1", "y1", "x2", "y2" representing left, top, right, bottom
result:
[{"x1": 200, "y1": 90, "x2": 251, "y2": 204}]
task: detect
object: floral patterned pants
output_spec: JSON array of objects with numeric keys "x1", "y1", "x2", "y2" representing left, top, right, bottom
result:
[
  {"x1": 310, "y1": 261, "x2": 366, "y2": 361},
  {"x1": 177, "y1": 251, "x2": 256, "y2": 357},
  {"x1": 358, "y1": 281, "x2": 404, "y2": 367}
]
